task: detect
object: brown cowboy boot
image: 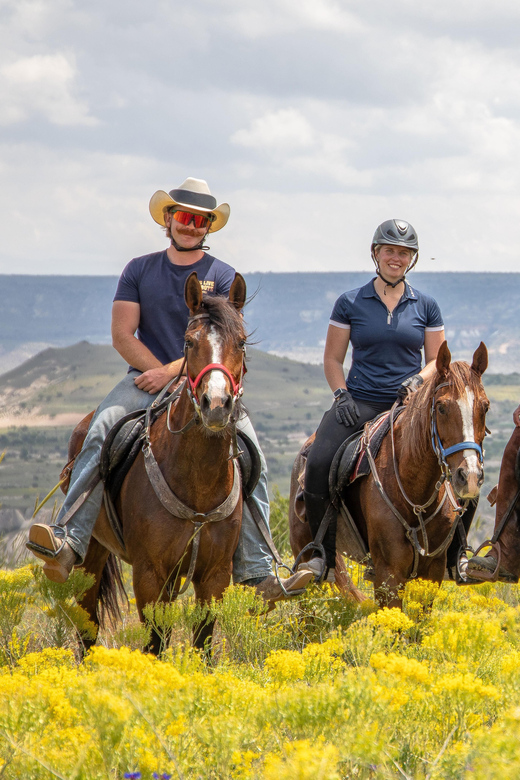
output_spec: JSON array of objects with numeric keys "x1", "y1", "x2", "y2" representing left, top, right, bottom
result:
[
  {"x1": 248, "y1": 570, "x2": 314, "y2": 605},
  {"x1": 26, "y1": 524, "x2": 79, "y2": 584}
]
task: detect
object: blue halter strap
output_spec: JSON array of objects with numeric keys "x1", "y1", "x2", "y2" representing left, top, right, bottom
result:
[{"x1": 430, "y1": 383, "x2": 483, "y2": 470}]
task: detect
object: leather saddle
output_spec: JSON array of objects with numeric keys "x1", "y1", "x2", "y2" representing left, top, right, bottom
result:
[
  {"x1": 295, "y1": 407, "x2": 404, "y2": 564},
  {"x1": 296, "y1": 408, "x2": 404, "y2": 502}
]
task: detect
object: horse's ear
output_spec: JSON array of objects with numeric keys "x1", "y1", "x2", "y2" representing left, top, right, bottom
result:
[
  {"x1": 436, "y1": 340, "x2": 451, "y2": 378},
  {"x1": 228, "y1": 273, "x2": 247, "y2": 311},
  {"x1": 471, "y1": 341, "x2": 488, "y2": 376},
  {"x1": 185, "y1": 272, "x2": 203, "y2": 314}
]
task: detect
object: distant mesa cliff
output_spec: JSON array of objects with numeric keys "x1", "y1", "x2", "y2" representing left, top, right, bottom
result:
[{"x1": 1, "y1": 272, "x2": 520, "y2": 372}]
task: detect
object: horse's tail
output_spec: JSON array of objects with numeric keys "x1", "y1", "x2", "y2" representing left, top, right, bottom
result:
[
  {"x1": 97, "y1": 553, "x2": 128, "y2": 629},
  {"x1": 334, "y1": 551, "x2": 367, "y2": 603}
]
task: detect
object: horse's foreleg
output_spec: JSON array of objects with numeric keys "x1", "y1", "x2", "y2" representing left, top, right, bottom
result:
[
  {"x1": 371, "y1": 538, "x2": 414, "y2": 608},
  {"x1": 132, "y1": 565, "x2": 172, "y2": 656},
  {"x1": 423, "y1": 557, "x2": 446, "y2": 585},
  {"x1": 192, "y1": 573, "x2": 232, "y2": 653}
]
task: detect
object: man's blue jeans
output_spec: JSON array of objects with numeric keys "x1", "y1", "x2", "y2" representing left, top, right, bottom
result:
[{"x1": 56, "y1": 371, "x2": 272, "y2": 582}]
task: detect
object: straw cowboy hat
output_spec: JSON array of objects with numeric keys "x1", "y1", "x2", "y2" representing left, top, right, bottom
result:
[{"x1": 149, "y1": 177, "x2": 230, "y2": 233}]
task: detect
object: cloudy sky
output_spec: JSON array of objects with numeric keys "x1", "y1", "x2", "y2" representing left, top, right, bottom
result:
[{"x1": 1, "y1": 0, "x2": 520, "y2": 275}]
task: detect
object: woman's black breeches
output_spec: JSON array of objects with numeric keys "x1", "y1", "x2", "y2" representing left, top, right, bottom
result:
[{"x1": 304, "y1": 398, "x2": 391, "y2": 568}]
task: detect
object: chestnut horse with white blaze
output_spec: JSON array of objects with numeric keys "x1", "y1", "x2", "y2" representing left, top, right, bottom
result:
[
  {"x1": 78, "y1": 272, "x2": 249, "y2": 653},
  {"x1": 290, "y1": 342, "x2": 489, "y2": 606}
]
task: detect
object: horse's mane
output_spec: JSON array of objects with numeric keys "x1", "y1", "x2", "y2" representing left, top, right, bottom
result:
[
  {"x1": 188, "y1": 294, "x2": 248, "y2": 343},
  {"x1": 400, "y1": 361, "x2": 483, "y2": 462}
]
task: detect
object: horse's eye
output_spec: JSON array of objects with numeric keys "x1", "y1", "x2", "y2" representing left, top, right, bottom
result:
[
  {"x1": 185, "y1": 339, "x2": 193, "y2": 349},
  {"x1": 238, "y1": 339, "x2": 246, "y2": 349},
  {"x1": 437, "y1": 403, "x2": 446, "y2": 415}
]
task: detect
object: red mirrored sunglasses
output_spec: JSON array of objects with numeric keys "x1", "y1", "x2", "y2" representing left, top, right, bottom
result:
[{"x1": 170, "y1": 209, "x2": 215, "y2": 229}]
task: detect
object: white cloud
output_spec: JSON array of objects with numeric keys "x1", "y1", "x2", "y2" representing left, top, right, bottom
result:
[
  {"x1": 231, "y1": 108, "x2": 316, "y2": 150},
  {"x1": 1, "y1": 0, "x2": 520, "y2": 276},
  {"x1": 219, "y1": 0, "x2": 363, "y2": 38},
  {"x1": 0, "y1": 53, "x2": 97, "y2": 126}
]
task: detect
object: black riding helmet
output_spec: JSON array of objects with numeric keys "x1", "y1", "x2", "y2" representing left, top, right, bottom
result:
[{"x1": 371, "y1": 219, "x2": 419, "y2": 287}]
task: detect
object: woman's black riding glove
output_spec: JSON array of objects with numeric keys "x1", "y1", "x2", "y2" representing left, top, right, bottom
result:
[
  {"x1": 396, "y1": 373, "x2": 424, "y2": 402},
  {"x1": 334, "y1": 389, "x2": 360, "y2": 427}
]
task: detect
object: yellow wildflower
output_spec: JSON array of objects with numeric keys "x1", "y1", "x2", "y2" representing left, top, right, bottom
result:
[
  {"x1": 370, "y1": 652, "x2": 430, "y2": 684},
  {"x1": 372, "y1": 682, "x2": 409, "y2": 711},
  {"x1": 500, "y1": 650, "x2": 520, "y2": 676},
  {"x1": 302, "y1": 637, "x2": 345, "y2": 678},
  {"x1": 263, "y1": 737, "x2": 340, "y2": 780},
  {"x1": 165, "y1": 714, "x2": 187, "y2": 738},
  {"x1": 16, "y1": 647, "x2": 76, "y2": 674},
  {"x1": 264, "y1": 649, "x2": 305, "y2": 682},
  {"x1": 433, "y1": 671, "x2": 500, "y2": 701},
  {"x1": 366, "y1": 607, "x2": 414, "y2": 632}
]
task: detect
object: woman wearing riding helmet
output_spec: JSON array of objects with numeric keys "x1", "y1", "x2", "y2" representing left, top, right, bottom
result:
[{"x1": 298, "y1": 219, "x2": 462, "y2": 583}]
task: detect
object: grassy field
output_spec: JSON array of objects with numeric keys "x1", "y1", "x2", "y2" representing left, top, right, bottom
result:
[{"x1": 1, "y1": 564, "x2": 520, "y2": 778}]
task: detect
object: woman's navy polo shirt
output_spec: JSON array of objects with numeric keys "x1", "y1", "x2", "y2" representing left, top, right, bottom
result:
[{"x1": 330, "y1": 279, "x2": 444, "y2": 403}]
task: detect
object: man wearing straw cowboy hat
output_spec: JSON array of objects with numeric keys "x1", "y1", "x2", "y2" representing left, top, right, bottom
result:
[{"x1": 27, "y1": 177, "x2": 312, "y2": 602}]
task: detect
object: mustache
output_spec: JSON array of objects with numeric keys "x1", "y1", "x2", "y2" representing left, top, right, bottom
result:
[{"x1": 178, "y1": 228, "x2": 203, "y2": 237}]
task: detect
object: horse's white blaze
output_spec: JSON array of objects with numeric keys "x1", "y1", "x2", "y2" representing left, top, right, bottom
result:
[
  {"x1": 456, "y1": 389, "x2": 480, "y2": 473},
  {"x1": 206, "y1": 327, "x2": 227, "y2": 399}
]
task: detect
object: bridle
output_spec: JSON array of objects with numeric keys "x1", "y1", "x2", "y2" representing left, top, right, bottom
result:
[
  {"x1": 164, "y1": 311, "x2": 247, "y2": 435},
  {"x1": 183, "y1": 312, "x2": 246, "y2": 418},
  {"x1": 430, "y1": 381, "x2": 483, "y2": 480}
]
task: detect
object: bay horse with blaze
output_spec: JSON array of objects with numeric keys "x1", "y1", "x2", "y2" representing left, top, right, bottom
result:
[
  {"x1": 290, "y1": 342, "x2": 489, "y2": 606},
  {"x1": 77, "y1": 272, "x2": 249, "y2": 652}
]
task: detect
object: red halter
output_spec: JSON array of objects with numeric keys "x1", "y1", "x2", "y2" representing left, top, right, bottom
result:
[
  {"x1": 184, "y1": 310, "x2": 247, "y2": 413},
  {"x1": 186, "y1": 362, "x2": 245, "y2": 402}
]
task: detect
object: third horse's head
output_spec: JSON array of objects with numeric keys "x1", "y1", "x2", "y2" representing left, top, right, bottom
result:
[{"x1": 433, "y1": 341, "x2": 490, "y2": 499}]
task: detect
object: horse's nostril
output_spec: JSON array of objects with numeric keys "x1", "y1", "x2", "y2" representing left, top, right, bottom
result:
[
  {"x1": 455, "y1": 467, "x2": 468, "y2": 485},
  {"x1": 200, "y1": 393, "x2": 210, "y2": 412},
  {"x1": 224, "y1": 395, "x2": 233, "y2": 413},
  {"x1": 477, "y1": 469, "x2": 484, "y2": 487}
]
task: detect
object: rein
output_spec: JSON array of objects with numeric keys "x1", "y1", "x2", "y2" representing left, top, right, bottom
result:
[{"x1": 367, "y1": 380, "x2": 484, "y2": 578}]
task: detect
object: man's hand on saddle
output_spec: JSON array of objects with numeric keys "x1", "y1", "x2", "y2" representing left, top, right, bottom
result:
[
  {"x1": 134, "y1": 365, "x2": 179, "y2": 394},
  {"x1": 514, "y1": 404, "x2": 520, "y2": 427}
]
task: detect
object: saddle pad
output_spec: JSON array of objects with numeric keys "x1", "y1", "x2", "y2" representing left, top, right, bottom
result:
[{"x1": 331, "y1": 407, "x2": 405, "y2": 495}]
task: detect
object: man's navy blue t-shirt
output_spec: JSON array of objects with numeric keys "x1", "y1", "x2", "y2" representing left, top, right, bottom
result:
[
  {"x1": 114, "y1": 250, "x2": 236, "y2": 366},
  {"x1": 330, "y1": 279, "x2": 444, "y2": 403}
]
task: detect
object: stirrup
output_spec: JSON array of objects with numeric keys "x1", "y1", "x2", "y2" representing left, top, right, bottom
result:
[{"x1": 26, "y1": 525, "x2": 68, "y2": 560}]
